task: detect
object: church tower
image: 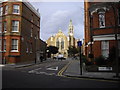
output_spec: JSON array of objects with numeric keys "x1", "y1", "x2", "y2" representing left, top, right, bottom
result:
[{"x1": 68, "y1": 19, "x2": 75, "y2": 47}]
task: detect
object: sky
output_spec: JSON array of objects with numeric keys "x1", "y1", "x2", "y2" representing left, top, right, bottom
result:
[{"x1": 29, "y1": 1, "x2": 84, "y2": 41}]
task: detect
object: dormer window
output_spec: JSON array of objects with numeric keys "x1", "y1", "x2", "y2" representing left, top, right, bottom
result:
[{"x1": 99, "y1": 12, "x2": 105, "y2": 28}]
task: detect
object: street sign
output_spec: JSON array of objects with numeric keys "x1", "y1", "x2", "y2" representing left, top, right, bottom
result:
[{"x1": 77, "y1": 41, "x2": 82, "y2": 47}]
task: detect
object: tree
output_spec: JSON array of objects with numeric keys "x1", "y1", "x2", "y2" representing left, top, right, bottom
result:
[
  {"x1": 68, "y1": 46, "x2": 79, "y2": 57},
  {"x1": 47, "y1": 46, "x2": 58, "y2": 55}
]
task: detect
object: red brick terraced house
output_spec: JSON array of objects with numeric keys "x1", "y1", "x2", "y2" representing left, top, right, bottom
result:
[
  {"x1": 0, "y1": 0, "x2": 40, "y2": 64},
  {"x1": 84, "y1": 1, "x2": 120, "y2": 62}
]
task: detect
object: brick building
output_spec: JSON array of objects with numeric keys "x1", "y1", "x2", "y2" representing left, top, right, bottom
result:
[
  {"x1": 84, "y1": 0, "x2": 120, "y2": 61},
  {"x1": 0, "y1": 0, "x2": 40, "y2": 64}
]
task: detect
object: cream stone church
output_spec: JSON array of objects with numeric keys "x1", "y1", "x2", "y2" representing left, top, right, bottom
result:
[{"x1": 46, "y1": 20, "x2": 78, "y2": 58}]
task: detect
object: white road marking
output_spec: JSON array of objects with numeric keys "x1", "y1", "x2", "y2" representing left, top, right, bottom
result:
[
  {"x1": 0, "y1": 64, "x2": 5, "y2": 67},
  {"x1": 46, "y1": 66, "x2": 58, "y2": 71},
  {"x1": 28, "y1": 68, "x2": 41, "y2": 73}
]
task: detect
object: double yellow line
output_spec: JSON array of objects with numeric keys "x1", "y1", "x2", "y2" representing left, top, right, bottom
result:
[{"x1": 57, "y1": 61, "x2": 73, "y2": 76}]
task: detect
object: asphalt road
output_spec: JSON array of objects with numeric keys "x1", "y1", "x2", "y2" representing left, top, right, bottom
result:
[{"x1": 2, "y1": 60, "x2": 120, "y2": 88}]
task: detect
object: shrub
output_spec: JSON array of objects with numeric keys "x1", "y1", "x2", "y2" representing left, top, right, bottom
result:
[{"x1": 94, "y1": 55, "x2": 106, "y2": 66}]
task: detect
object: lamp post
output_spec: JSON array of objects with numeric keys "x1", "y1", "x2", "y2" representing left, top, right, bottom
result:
[
  {"x1": 77, "y1": 40, "x2": 82, "y2": 75},
  {"x1": 111, "y1": 2, "x2": 119, "y2": 78}
]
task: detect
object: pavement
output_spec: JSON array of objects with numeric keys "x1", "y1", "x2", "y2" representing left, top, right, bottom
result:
[
  {"x1": 63, "y1": 60, "x2": 120, "y2": 81},
  {"x1": 0, "y1": 58, "x2": 52, "y2": 68},
  {"x1": 1, "y1": 58, "x2": 120, "y2": 81}
]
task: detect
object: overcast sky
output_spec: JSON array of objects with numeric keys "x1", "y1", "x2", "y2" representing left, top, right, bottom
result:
[{"x1": 30, "y1": 1, "x2": 84, "y2": 41}]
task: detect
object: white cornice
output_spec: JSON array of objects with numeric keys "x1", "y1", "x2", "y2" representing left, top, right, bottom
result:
[{"x1": 93, "y1": 34, "x2": 120, "y2": 41}]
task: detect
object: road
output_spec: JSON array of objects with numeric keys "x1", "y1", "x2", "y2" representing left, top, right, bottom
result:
[{"x1": 2, "y1": 59, "x2": 119, "y2": 88}]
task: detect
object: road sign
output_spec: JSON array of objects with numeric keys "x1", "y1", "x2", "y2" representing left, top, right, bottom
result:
[{"x1": 77, "y1": 41, "x2": 82, "y2": 47}]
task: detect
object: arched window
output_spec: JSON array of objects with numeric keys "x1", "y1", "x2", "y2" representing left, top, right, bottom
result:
[
  {"x1": 99, "y1": 12, "x2": 105, "y2": 28},
  {"x1": 56, "y1": 38, "x2": 59, "y2": 48},
  {"x1": 61, "y1": 38, "x2": 64, "y2": 49}
]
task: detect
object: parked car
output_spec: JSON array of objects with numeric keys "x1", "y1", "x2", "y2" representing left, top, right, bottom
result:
[{"x1": 57, "y1": 54, "x2": 66, "y2": 60}]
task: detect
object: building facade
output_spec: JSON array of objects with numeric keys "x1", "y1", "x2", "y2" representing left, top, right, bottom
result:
[
  {"x1": 46, "y1": 20, "x2": 78, "y2": 58},
  {"x1": 84, "y1": 0, "x2": 120, "y2": 61},
  {"x1": 0, "y1": 0, "x2": 40, "y2": 64}
]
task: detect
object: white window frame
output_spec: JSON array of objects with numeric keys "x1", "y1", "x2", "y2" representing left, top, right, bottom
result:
[
  {"x1": 12, "y1": 20, "x2": 19, "y2": 32},
  {"x1": 3, "y1": 21, "x2": 7, "y2": 33},
  {"x1": 11, "y1": 39, "x2": 18, "y2": 52},
  {"x1": 4, "y1": 5, "x2": 8, "y2": 15},
  {"x1": 99, "y1": 12, "x2": 105, "y2": 28},
  {"x1": 101, "y1": 41, "x2": 109, "y2": 58},
  {"x1": 0, "y1": 7, "x2": 3, "y2": 16},
  {"x1": 13, "y1": 5, "x2": 20, "y2": 14}
]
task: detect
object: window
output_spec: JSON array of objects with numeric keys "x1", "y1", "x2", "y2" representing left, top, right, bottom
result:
[
  {"x1": 31, "y1": 28, "x2": 33, "y2": 37},
  {"x1": 11, "y1": 39, "x2": 18, "y2": 51},
  {"x1": 3, "y1": 21, "x2": 7, "y2": 32},
  {"x1": 26, "y1": 42, "x2": 29, "y2": 53},
  {"x1": 13, "y1": 5, "x2": 20, "y2": 14},
  {"x1": 99, "y1": 13, "x2": 105, "y2": 28},
  {"x1": 31, "y1": 15, "x2": 33, "y2": 22},
  {"x1": 30, "y1": 43, "x2": 32, "y2": 53},
  {"x1": 0, "y1": 22, "x2": 2, "y2": 33},
  {"x1": 37, "y1": 20, "x2": 39, "y2": 26},
  {"x1": 51, "y1": 37, "x2": 53, "y2": 41},
  {"x1": 118, "y1": 8, "x2": 120, "y2": 25},
  {"x1": 61, "y1": 39, "x2": 64, "y2": 49},
  {"x1": 0, "y1": 39, "x2": 2, "y2": 51},
  {"x1": 56, "y1": 38, "x2": 59, "y2": 48},
  {"x1": 101, "y1": 41, "x2": 109, "y2": 58},
  {"x1": 4, "y1": 5, "x2": 8, "y2": 15},
  {"x1": 118, "y1": 40, "x2": 120, "y2": 57},
  {"x1": 12, "y1": 20, "x2": 19, "y2": 32},
  {"x1": 3, "y1": 39, "x2": 6, "y2": 51},
  {"x1": 0, "y1": 7, "x2": 3, "y2": 16}
]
